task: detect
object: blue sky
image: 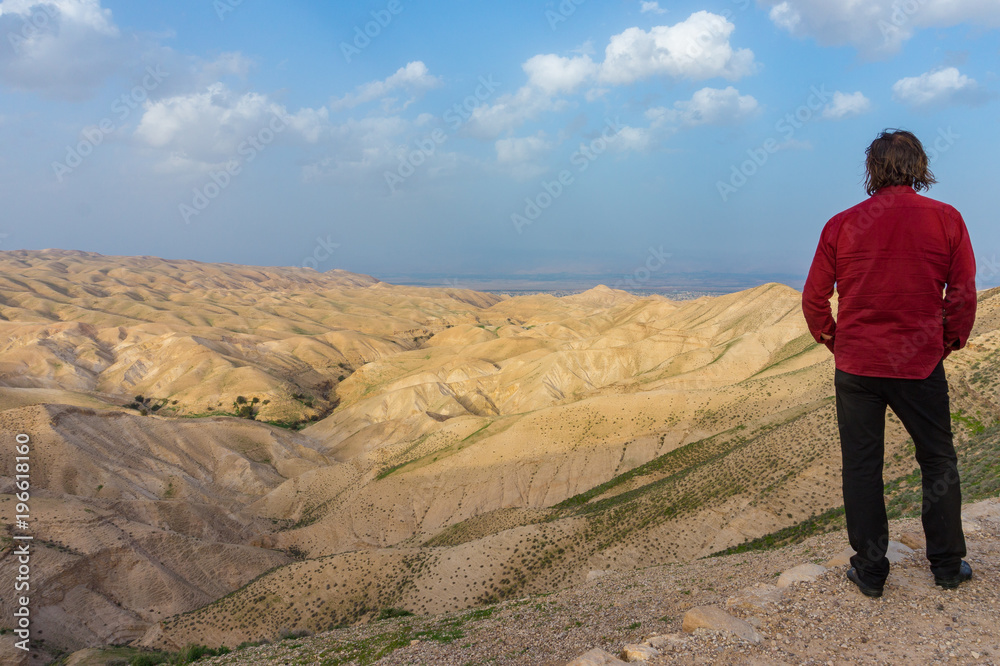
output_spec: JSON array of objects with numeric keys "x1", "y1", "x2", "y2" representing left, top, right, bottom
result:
[{"x1": 0, "y1": 0, "x2": 998, "y2": 286}]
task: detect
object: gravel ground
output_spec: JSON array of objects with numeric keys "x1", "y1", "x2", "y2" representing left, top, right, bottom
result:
[{"x1": 197, "y1": 501, "x2": 1000, "y2": 666}]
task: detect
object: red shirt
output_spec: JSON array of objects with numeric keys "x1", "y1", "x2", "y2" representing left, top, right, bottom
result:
[{"x1": 802, "y1": 185, "x2": 977, "y2": 379}]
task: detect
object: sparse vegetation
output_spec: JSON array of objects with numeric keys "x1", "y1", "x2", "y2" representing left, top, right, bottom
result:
[
  {"x1": 233, "y1": 395, "x2": 261, "y2": 419},
  {"x1": 376, "y1": 607, "x2": 415, "y2": 621},
  {"x1": 709, "y1": 507, "x2": 847, "y2": 557}
]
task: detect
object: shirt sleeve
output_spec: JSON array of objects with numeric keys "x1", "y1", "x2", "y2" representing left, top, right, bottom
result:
[
  {"x1": 943, "y1": 211, "x2": 977, "y2": 352},
  {"x1": 802, "y1": 221, "x2": 838, "y2": 353}
]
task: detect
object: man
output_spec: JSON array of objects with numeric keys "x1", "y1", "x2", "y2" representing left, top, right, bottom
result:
[{"x1": 802, "y1": 129, "x2": 977, "y2": 598}]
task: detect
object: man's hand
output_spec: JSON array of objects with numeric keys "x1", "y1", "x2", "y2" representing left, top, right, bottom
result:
[{"x1": 821, "y1": 333, "x2": 833, "y2": 341}]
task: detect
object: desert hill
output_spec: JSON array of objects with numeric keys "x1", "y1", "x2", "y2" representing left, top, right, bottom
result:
[
  {"x1": 0, "y1": 250, "x2": 502, "y2": 425},
  {"x1": 0, "y1": 250, "x2": 997, "y2": 663}
]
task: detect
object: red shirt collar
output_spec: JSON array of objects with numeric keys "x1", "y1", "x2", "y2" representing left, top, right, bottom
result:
[{"x1": 873, "y1": 185, "x2": 917, "y2": 197}]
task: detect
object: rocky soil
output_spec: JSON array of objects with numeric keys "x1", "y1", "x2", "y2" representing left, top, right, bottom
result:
[{"x1": 179, "y1": 498, "x2": 1000, "y2": 666}]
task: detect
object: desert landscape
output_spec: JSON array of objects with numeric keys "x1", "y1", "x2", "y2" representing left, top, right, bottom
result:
[{"x1": 0, "y1": 250, "x2": 998, "y2": 664}]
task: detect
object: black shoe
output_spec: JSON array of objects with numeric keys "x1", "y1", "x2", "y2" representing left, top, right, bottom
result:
[
  {"x1": 935, "y1": 560, "x2": 973, "y2": 589},
  {"x1": 847, "y1": 567, "x2": 884, "y2": 598}
]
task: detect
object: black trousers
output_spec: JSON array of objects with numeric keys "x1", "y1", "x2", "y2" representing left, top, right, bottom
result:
[{"x1": 834, "y1": 361, "x2": 966, "y2": 586}]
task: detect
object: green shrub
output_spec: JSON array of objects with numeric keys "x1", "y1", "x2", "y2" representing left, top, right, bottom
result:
[{"x1": 376, "y1": 607, "x2": 415, "y2": 621}]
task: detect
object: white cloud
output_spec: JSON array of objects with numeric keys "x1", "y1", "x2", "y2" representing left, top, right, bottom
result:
[
  {"x1": 892, "y1": 67, "x2": 986, "y2": 108},
  {"x1": 615, "y1": 86, "x2": 758, "y2": 152},
  {"x1": 661, "y1": 86, "x2": 759, "y2": 126},
  {"x1": 302, "y1": 123, "x2": 471, "y2": 189},
  {"x1": 462, "y1": 55, "x2": 593, "y2": 138},
  {"x1": 134, "y1": 83, "x2": 330, "y2": 167},
  {"x1": 610, "y1": 125, "x2": 656, "y2": 152},
  {"x1": 466, "y1": 12, "x2": 756, "y2": 138},
  {"x1": 760, "y1": 0, "x2": 1000, "y2": 57},
  {"x1": 200, "y1": 52, "x2": 253, "y2": 80},
  {"x1": 330, "y1": 61, "x2": 442, "y2": 111},
  {"x1": 640, "y1": 1, "x2": 667, "y2": 14},
  {"x1": 494, "y1": 131, "x2": 554, "y2": 179},
  {"x1": 0, "y1": 0, "x2": 257, "y2": 103},
  {"x1": 599, "y1": 11, "x2": 757, "y2": 85},
  {"x1": 2, "y1": 0, "x2": 117, "y2": 33},
  {"x1": 523, "y1": 54, "x2": 598, "y2": 95},
  {"x1": 495, "y1": 132, "x2": 552, "y2": 164},
  {"x1": 821, "y1": 91, "x2": 872, "y2": 120},
  {"x1": 465, "y1": 85, "x2": 567, "y2": 138},
  {"x1": 0, "y1": 0, "x2": 127, "y2": 99}
]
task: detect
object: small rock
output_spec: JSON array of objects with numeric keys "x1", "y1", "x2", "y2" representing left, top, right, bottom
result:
[
  {"x1": 887, "y1": 540, "x2": 915, "y2": 563},
  {"x1": 682, "y1": 605, "x2": 762, "y2": 643},
  {"x1": 824, "y1": 547, "x2": 855, "y2": 568},
  {"x1": 962, "y1": 519, "x2": 982, "y2": 534},
  {"x1": 646, "y1": 633, "x2": 685, "y2": 650},
  {"x1": 962, "y1": 499, "x2": 1000, "y2": 525},
  {"x1": 777, "y1": 563, "x2": 827, "y2": 588},
  {"x1": 824, "y1": 540, "x2": 914, "y2": 567},
  {"x1": 621, "y1": 644, "x2": 658, "y2": 661},
  {"x1": 565, "y1": 648, "x2": 629, "y2": 666},
  {"x1": 898, "y1": 532, "x2": 925, "y2": 550},
  {"x1": 409, "y1": 639, "x2": 420, "y2": 645},
  {"x1": 725, "y1": 583, "x2": 784, "y2": 612}
]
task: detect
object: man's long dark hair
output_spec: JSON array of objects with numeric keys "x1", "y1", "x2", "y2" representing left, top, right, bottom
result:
[{"x1": 864, "y1": 129, "x2": 937, "y2": 196}]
